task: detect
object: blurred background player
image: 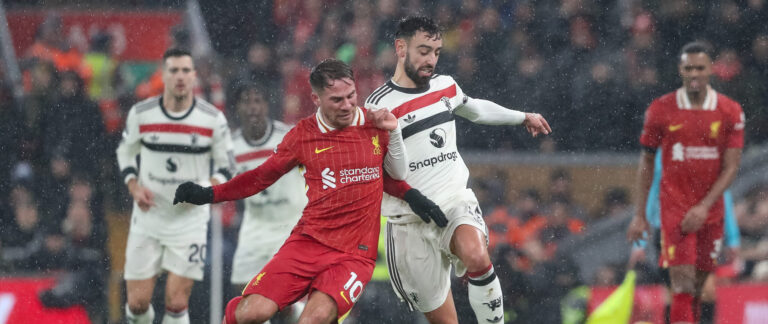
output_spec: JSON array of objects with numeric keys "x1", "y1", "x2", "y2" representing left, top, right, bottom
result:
[
  {"x1": 173, "y1": 59, "x2": 409, "y2": 324},
  {"x1": 627, "y1": 41, "x2": 745, "y2": 324},
  {"x1": 116, "y1": 48, "x2": 234, "y2": 324},
  {"x1": 644, "y1": 149, "x2": 741, "y2": 324},
  {"x1": 229, "y1": 82, "x2": 307, "y2": 323},
  {"x1": 366, "y1": 16, "x2": 551, "y2": 324}
]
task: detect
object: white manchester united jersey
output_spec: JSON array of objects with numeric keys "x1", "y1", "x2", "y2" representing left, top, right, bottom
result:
[
  {"x1": 365, "y1": 75, "x2": 474, "y2": 220},
  {"x1": 232, "y1": 121, "x2": 306, "y2": 253},
  {"x1": 116, "y1": 96, "x2": 234, "y2": 240}
]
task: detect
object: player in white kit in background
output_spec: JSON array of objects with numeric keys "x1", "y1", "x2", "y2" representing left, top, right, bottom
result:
[
  {"x1": 229, "y1": 83, "x2": 307, "y2": 323},
  {"x1": 116, "y1": 48, "x2": 234, "y2": 324},
  {"x1": 367, "y1": 17, "x2": 551, "y2": 324}
]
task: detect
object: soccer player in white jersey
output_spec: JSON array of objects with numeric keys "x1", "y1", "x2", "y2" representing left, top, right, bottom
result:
[
  {"x1": 366, "y1": 17, "x2": 551, "y2": 324},
  {"x1": 116, "y1": 48, "x2": 234, "y2": 324},
  {"x1": 229, "y1": 83, "x2": 307, "y2": 321}
]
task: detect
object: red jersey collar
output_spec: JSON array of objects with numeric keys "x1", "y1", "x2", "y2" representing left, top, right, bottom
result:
[
  {"x1": 315, "y1": 107, "x2": 366, "y2": 133},
  {"x1": 675, "y1": 85, "x2": 717, "y2": 111}
]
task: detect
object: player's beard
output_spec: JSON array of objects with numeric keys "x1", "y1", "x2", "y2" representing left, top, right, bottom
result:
[{"x1": 404, "y1": 52, "x2": 432, "y2": 88}]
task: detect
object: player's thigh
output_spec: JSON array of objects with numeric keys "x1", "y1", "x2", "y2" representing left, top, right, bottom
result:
[
  {"x1": 439, "y1": 202, "x2": 488, "y2": 276},
  {"x1": 161, "y1": 236, "x2": 207, "y2": 281},
  {"x1": 124, "y1": 230, "x2": 163, "y2": 281},
  {"x1": 423, "y1": 292, "x2": 458, "y2": 324},
  {"x1": 311, "y1": 253, "x2": 375, "y2": 321},
  {"x1": 298, "y1": 290, "x2": 338, "y2": 324},
  {"x1": 386, "y1": 221, "x2": 452, "y2": 313}
]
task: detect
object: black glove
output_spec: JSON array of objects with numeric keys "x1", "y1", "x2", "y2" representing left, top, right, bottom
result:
[
  {"x1": 173, "y1": 182, "x2": 214, "y2": 205},
  {"x1": 403, "y1": 188, "x2": 448, "y2": 227}
]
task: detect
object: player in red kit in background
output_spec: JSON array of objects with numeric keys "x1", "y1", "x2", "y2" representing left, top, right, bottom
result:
[
  {"x1": 627, "y1": 42, "x2": 745, "y2": 324},
  {"x1": 173, "y1": 59, "x2": 436, "y2": 324}
]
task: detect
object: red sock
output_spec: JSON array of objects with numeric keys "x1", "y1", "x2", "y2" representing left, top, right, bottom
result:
[
  {"x1": 670, "y1": 293, "x2": 694, "y2": 323},
  {"x1": 224, "y1": 296, "x2": 242, "y2": 324},
  {"x1": 692, "y1": 297, "x2": 700, "y2": 323}
]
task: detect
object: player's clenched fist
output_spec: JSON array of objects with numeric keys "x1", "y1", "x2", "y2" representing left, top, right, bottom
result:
[{"x1": 173, "y1": 181, "x2": 214, "y2": 205}]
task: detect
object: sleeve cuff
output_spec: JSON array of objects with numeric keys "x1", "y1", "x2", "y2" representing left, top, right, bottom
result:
[{"x1": 121, "y1": 167, "x2": 138, "y2": 184}]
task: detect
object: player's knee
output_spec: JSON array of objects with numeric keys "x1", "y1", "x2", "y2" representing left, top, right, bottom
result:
[
  {"x1": 461, "y1": 248, "x2": 491, "y2": 272},
  {"x1": 164, "y1": 294, "x2": 189, "y2": 313},
  {"x1": 235, "y1": 298, "x2": 273, "y2": 324},
  {"x1": 670, "y1": 280, "x2": 696, "y2": 295},
  {"x1": 126, "y1": 299, "x2": 151, "y2": 315}
]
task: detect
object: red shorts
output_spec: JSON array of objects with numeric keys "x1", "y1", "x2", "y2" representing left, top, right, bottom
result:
[
  {"x1": 241, "y1": 234, "x2": 375, "y2": 319},
  {"x1": 660, "y1": 215, "x2": 723, "y2": 271}
]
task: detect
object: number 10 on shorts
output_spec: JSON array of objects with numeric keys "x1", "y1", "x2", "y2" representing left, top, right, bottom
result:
[{"x1": 342, "y1": 272, "x2": 364, "y2": 304}]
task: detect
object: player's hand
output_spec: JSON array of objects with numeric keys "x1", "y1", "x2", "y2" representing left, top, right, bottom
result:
[
  {"x1": 522, "y1": 113, "x2": 551, "y2": 137},
  {"x1": 129, "y1": 182, "x2": 155, "y2": 212},
  {"x1": 626, "y1": 214, "x2": 649, "y2": 243},
  {"x1": 173, "y1": 182, "x2": 214, "y2": 205},
  {"x1": 681, "y1": 204, "x2": 709, "y2": 233},
  {"x1": 403, "y1": 189, "x2": 448, "y2": 227},
  {"x1": 368, "y1": 108, "x2": 398, "y2": 131}
]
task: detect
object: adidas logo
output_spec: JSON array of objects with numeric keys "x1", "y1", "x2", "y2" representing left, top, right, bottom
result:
[
  {"x1": 321, "y1": 168, "x2": 336, "y2": 189},
  {"x1": 404, "y1": 114, "x2": 416, "y2": 123}
]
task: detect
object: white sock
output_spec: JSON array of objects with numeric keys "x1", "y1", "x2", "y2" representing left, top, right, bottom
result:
[
  {"x1": 467, "y1": 266, "x2": 504, "y2": 324},
  {"x1": 126, "y1": 304, "x2": 155, "y2": 324},
  {"x1": 162, "y1": 307, "x2": 190, "y2": 324}
]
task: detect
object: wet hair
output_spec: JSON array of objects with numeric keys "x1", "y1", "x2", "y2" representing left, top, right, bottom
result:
[
  {"x1": 162, "y1": 47, "x2": 192, "y2": 62},
  {"x1": 309, "y1": 59, "x2": 354, "y2": 93},
  {"x1": 680, "y1": 41, "x2": 713, "y2": 61},
  {"x1": 395, "y1": 16, "x2": 442, "y2": 40},
  {"x1": 233, "y1": 82, "x2": 265, "y2": 103}
]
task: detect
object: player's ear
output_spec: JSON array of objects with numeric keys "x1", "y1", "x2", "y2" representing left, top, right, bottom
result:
[
  {"x1": 395, "y1": 38, "x2": 407, "y2": 59},
  {"x1": 311, "y1": 91, "x2": 321, "y2": 107}
]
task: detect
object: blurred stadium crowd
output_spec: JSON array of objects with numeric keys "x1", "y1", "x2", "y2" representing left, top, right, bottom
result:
[{"x1": 1, "y1": 0, "x2": 768, "y2": 323}]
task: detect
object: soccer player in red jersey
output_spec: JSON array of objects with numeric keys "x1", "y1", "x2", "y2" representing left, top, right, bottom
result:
[
  {"x1": 173, "y1": 59, "x2": 413, "y2": 324},
  {"x1": 627, "y1": 42, "x2": 745, "y2": 324}
]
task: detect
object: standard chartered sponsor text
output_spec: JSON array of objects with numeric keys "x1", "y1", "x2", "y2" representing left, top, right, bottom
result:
[{"x1": 340, "y1": 166, "x2": 380, "y2": 184}]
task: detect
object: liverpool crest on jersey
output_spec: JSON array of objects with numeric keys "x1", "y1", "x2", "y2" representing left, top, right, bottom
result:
[{"x1": 372, "y1": 135, "x2": 381, "y2": 155}]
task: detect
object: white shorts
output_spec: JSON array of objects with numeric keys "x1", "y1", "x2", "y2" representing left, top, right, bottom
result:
[
  {"x1": 230, "y1": 244, "x2": 278, "y2": 285},
  {"x1": 124, "y1": 230, "x2": 207, "y2": 281},
  {"x1": 385, "y1": 198, "x2": 487, "y2": 312}
]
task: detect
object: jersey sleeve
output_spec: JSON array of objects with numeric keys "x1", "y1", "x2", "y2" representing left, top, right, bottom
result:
[
  {"x1": 212, "y1": 129, "x2": 300, "y2": 203},
  {"x1": 115, "y1": 107, "x2": 141, "y2": 184},
  {"x1": 383, "y1": 173, "x2": 412, "y2": 198},
  {"x1": 726, "y1": 103, "x2": 745, "y2": 149},
  {"x1": 211, "y1": 112, "x2": 235, "y2": 184},
  {"x1": 639, "y1": 100, "x2": 664, "y2": 149},
  {"x1": 383, "y1": 126, "x2": 408, "y2": 180}
]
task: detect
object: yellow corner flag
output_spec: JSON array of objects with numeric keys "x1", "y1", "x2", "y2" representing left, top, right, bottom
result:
[{"x1": 586, "y1": 270, "x2": 637, "y2": 324}]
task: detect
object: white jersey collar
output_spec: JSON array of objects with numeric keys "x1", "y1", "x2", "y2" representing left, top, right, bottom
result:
[
  {"x1": 676, "y1": 85, "x2": 717, "y2": 111},
  {"x1": 315, "y1": 107, "x2": 365, "y2": 133}
]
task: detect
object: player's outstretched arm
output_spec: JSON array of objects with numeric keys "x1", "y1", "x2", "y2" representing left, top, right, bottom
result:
[
  {"x1": 454, "y1": 97, "x2": 551, "y2": 136},
  {"x1": 383, "y1": 174, "x2": 447, "y2": 227}
]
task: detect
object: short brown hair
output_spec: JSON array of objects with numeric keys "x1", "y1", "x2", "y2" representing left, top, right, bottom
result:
[{"x1": 309, "y1": 59, "x2": 354, "y2": 93}]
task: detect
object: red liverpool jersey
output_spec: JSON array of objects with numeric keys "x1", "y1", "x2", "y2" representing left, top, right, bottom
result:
[
  {"x1": 640, "y1": 87, "x2": 744, "y2": 223},
  {"x1": 212, "y1": 107, "x2": 389, "y2": 259}
]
